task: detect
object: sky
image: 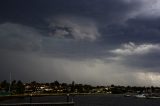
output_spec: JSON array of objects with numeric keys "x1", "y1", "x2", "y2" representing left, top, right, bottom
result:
[{"x1": 1, "y1": 0, "x2": 160, "y2": 86}]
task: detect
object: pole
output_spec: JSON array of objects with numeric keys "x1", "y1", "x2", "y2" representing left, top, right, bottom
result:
[
  {"x1": 9, "y1": 72, "x2": 11, "y2": 94},
  {"x1": 30, "y1": 94, "x2": 32, "y2": 103},
  {"x1": 66, "y1": 93, "x2": 70, "y2": 102}
]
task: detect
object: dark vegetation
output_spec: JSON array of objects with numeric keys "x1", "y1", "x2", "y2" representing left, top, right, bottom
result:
[{"x1": 0, "y1": 80, "x2": 160, "y2": 95}]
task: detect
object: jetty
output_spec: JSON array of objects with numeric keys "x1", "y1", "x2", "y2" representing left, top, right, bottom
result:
[
  {"x1": 0, "y1": 93, "x2": 75, "y2": 106},
  {"x1": 0, "y1": 102, "x2": 75, "y2": 106}
]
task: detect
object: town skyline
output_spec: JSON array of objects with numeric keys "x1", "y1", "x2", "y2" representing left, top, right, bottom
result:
[{"x1": 1, "y1": 79, "x2": 160, "y2": 96}]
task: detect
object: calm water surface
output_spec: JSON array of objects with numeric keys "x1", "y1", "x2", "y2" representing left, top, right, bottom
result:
[{"x1": 1, "y1": 94, "x2": 160, "y2": 106}]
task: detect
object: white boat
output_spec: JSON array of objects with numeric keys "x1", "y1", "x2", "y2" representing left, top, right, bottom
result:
[
  {"x1": 146, "y1": 94, "x2": 160, "y2": 99},
  {"x1": 147, "y1": 96, "x2": 160, "y2": 99},
  {"x1": 124, "y1": 93, "x2": 134, "y2": 97},
  {"x1": 135, "y1": 94, "x2": 146, "y2": 98}
]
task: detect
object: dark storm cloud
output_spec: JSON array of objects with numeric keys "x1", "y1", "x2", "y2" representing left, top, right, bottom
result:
[
  {"x1": 0, "y1": 0, "x2": 142, "y2": 27},
  {"x1": 102, "y1": 18, "x2": 160, "y2": 44},
  {"x1": 0, "y1": 23, "x2": 42, "y2": 51},
  {"x1": 47, "y1": 15, "x2": 100, "y2": 41},
  {"x1": 1, "y1": 0, "x2": 157, "y2": 42},
  {"x1": 0, "y1": 22, "x2": 105, "y2": 59},
  {"x1": 110, "y1": 42, "x2": 160, "y2": 71},
  {"x1": 1, "y1": 0, "x2": 160, "y2": 85}
]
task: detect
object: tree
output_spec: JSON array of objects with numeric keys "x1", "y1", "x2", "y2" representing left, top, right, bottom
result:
[
  {"x1": 54, "y1": 81, "x2": 60, "y2": 87},
  {"x1": 71, "y1": 81, "x2": 75, "y2": 93},
  {"x1": 75, "y1": 84, "x2": 84, "y2": 93},
  {"x1": 11, "y1": 80, "x2": 17, "y2": 94},
  {"x1": 16, "y1": 80, "x2": 25, "y2": 94},
  {"x1": 1, "y1": 80, "x2": 9, "y2": 92},
  {"x1": 61, "y1": 83, "x2": 68, "y2": 93},
  {"x1": 30, "y1": 81, "x2": 37, "y2": 92}
]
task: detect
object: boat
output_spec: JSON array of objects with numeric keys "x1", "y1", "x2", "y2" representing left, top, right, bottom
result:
[
  {"x1": 124, "y1": 93, "x2": 133, "y2": 97},
  {"x1": 135, "y1": 94, "x2": 146, "y2": 98},
  {"x1": 146, "y1": 93, "x2": 160, "y2": 99},
  {"x1": 124, "y1": 94, "x2": 131, "y2": 97},
  {"x1": 147, "y1": 96, "x2": 160, "y2": 99}
]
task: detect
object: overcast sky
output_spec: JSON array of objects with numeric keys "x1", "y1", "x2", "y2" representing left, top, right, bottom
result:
[{"x1": 1, "y1": 0, "x2": 160, "y2": 86}]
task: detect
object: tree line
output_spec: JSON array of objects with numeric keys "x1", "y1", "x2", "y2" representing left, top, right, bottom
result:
[
  {"x1": 1, "y1": 80, "x2": 160, "y2": 95},
  {"x1": 0, "y1": 80, "x2": 24, "y2": 94}
]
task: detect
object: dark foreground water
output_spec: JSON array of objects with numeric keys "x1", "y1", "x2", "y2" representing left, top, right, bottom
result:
[{"x1": 1, "y1": 94, "x2": 160, "y2": 106}]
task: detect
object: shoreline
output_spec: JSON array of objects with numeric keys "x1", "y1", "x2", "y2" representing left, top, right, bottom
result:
[
  {"x1": 0, "y1": 93, "x2": 111, "y2": 101},
  {"x1": 1, "y1": 93, "x2": 110, "y2": 97}
]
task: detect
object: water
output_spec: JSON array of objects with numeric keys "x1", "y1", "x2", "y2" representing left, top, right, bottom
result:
[{"x1": 1, "y1": 94, "x2": 160, "y2": 106}]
